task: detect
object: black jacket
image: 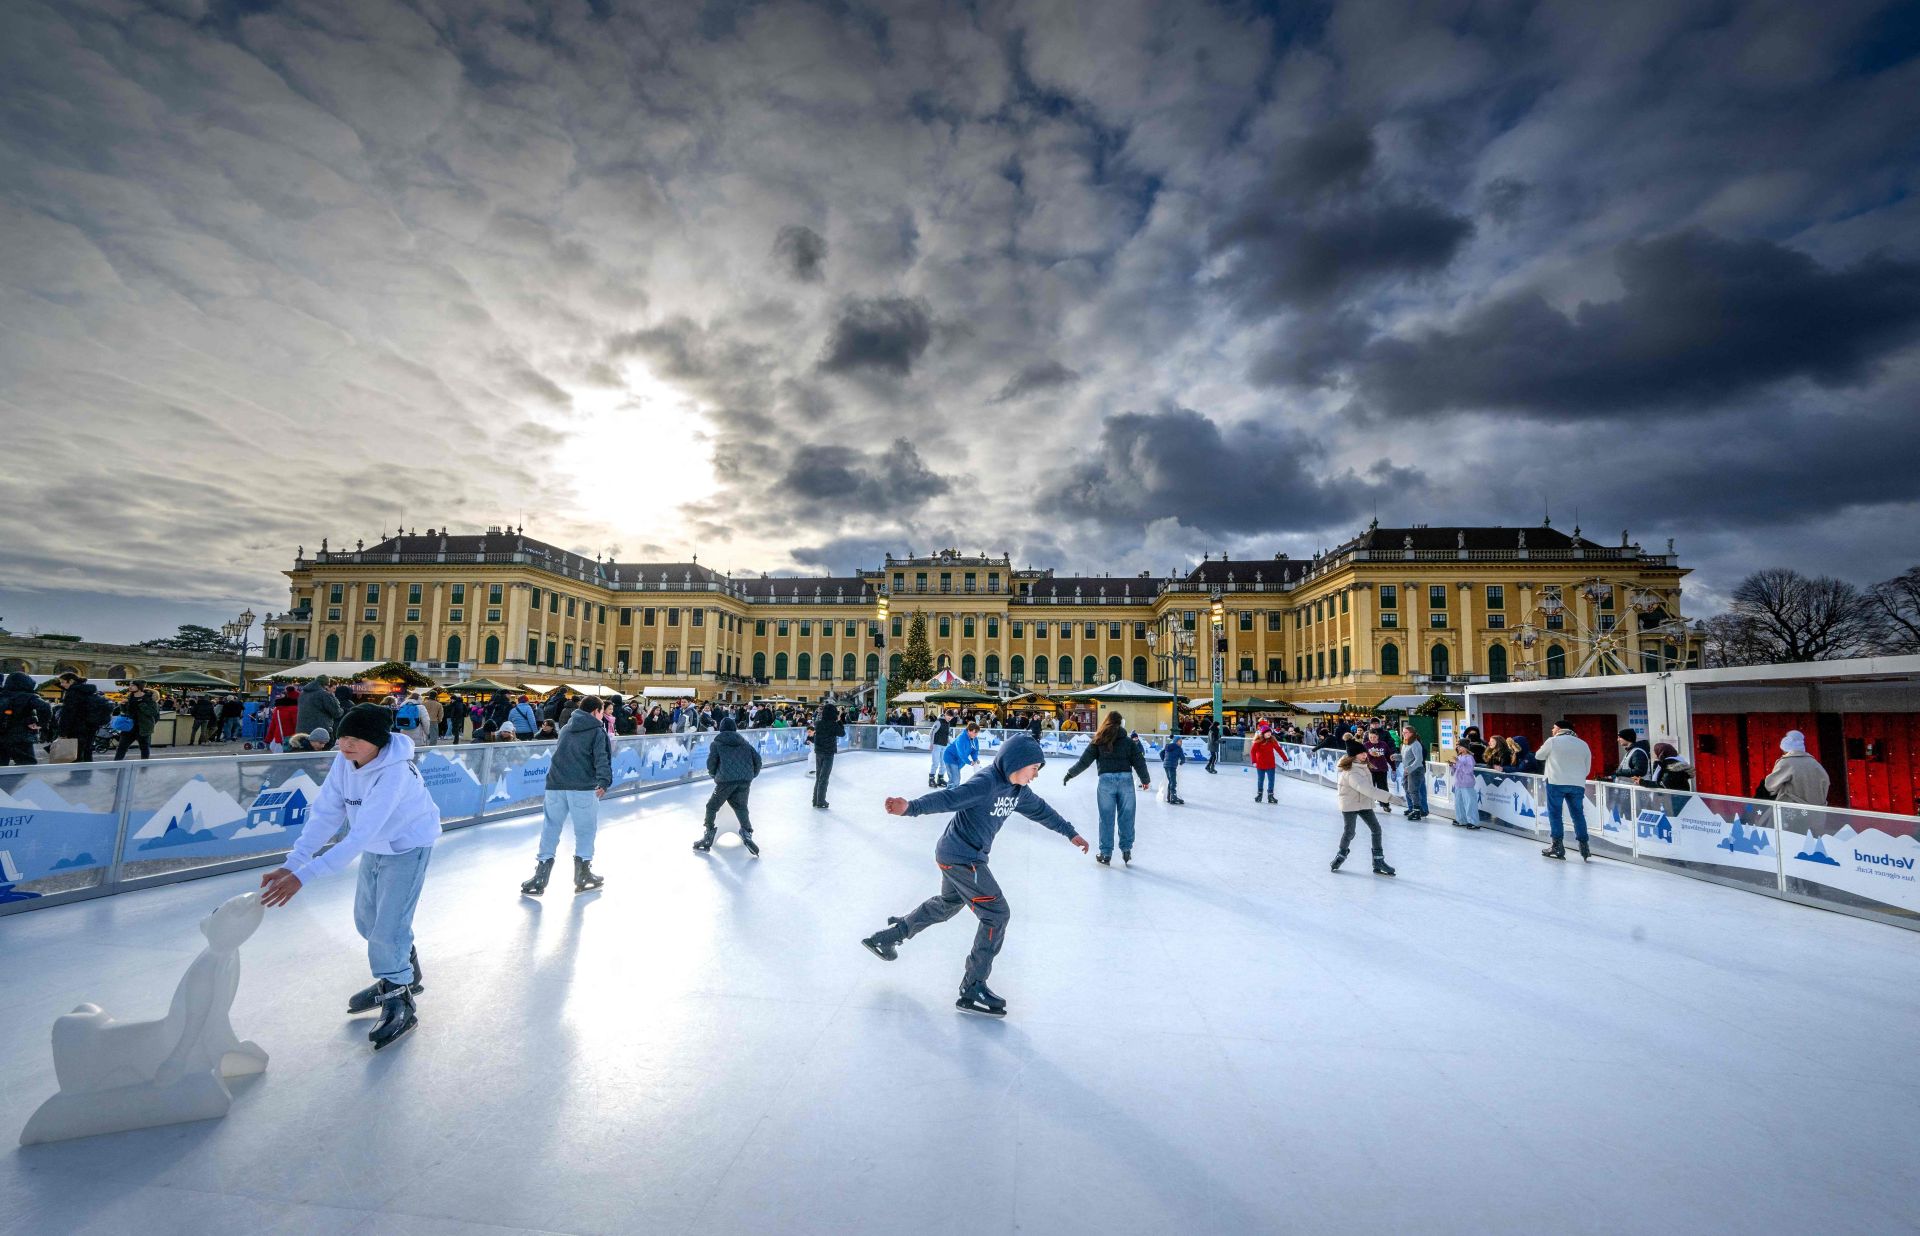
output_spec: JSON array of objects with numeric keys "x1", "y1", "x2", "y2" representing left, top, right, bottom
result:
[
  {"x1": 932, "y1": 719, "x2": 952, "y2": 745},
  {"x1": 1063, "y1": 735, "x2": 1150, "y2": 785},
  {"x1": 0, "y1": 672, "x2": 53, "y2": 741},
  {"x1": 707, "y1": 726, "x2": 763, "y2": 782},
  {"x1": 811, "y1": 706, "x2": 844, "y2": 752},
  {"x1": 59, "y1": 682, "x2": 109, "y2": 738}
]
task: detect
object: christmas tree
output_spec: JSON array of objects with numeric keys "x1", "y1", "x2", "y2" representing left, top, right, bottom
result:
[{"x1": 900, "y1": 611, "x2": 935, "y2": 684}]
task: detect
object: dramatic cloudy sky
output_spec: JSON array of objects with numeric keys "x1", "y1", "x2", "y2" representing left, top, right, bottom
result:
[{"x1": 3, "y1": 0, "x2": 1919, "y2": 643}]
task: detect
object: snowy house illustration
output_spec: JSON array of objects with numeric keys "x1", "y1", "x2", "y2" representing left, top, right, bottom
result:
[{"x1": 246, "y1": 787, "x2": 309, "y2": 831}]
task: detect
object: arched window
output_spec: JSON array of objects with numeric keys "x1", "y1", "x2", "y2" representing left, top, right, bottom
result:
[
  {"x1": 819, "y1": 656, "x2": 833, "y2": 680},
  {"x1": 1131, "y1": 656, "x2": 1148, "y2": 684},
  {"x1": 1034, "y1": 658, "x2": 1049, "y2": 683},
  {"x1": 1011, "y1": 654, "x2": 1025, "y2": 682},
  {"x1": 1380, "y1": 643, "x2": 1400, "y2": 677},
  {"x1": 937, "y1": 652, "x2": 951, "y2": 670},
  {"x1": 324, "y1": 634, "x2": 340, "y2": 660},
  {"x1": 888, "y1": 653, "x2": 902, "y2": 680},
  {"x1": 1083, "y1": 655, "x2": 1098, "y2": 684},
  {"x1": 1546, "y1": 644, "x2": 1567, "y2": 679},
  {"x1": 797, "y1": 653, "x2": 810, "y2": 680},
  {"x1": 1058, "y1": 655, "x2": 1072, "y2": 684},
  {"x1": 775, "y1": 653, "x2": 790, "y2": 680},
  {"x1": 752, "y1": 652, "x2": 767, "y2": 679},
  {"x1": 985, "y1": 654, "x2": 1000, "y2": 681},
  {"x1": 402, "y1": 634, "x2": 419, "y2": 662},
  {"x1": 484, "y1": 635, "x2": 500, "y2": 664},
  {"x1": 360, "y1": 633, "x2": 377, "y2": 660},
  {"x1": 1107, "y1": 656, "x2": 1122, "y2": 682},
  {"x1": 1430, "y1": 643, "x2": 1450, "y2": 680},
  {"x1": 864, "y1": 652, "x2": 878, "y2": 680},
  {"x1": 843, "y1": 652, "x2": 856, "y2": 679},
  {"x1": 961, "y1": 654, "x2": 976, "y2": 680},
  {"x1": 1488, "y1": 644, "x2": 1508, "y2": 682},
  {"x1": 446, "y1": 634, "x2": 462, "y2": 663}
]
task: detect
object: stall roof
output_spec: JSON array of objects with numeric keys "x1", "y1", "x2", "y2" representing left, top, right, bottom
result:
[
  {"x1": 1058, "y1": 679, "x2": 1178, "y2": 701},
  {"x1": 1375, "y1": 694, "x2": 1463, "y2": 711},
  {"x1": 255, "y1": 660, "x2": 385, "y2": 682},
  {"x1": 1466, "y1": 654, "x2": 1920, "y2": 700},
  {"x1": 1290, "y1": 701, "x2": 1346, "y2": 714},
  {"x1": 641, "y1": 685, "x2": 697, "y2": 699}
]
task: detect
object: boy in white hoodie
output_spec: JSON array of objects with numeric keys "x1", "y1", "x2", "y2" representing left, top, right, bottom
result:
[
  {"x1": 259, "y1": 704, "x2": 442, "y2": 1050},
  {"x1": 1332, "y1": 753, "x2": 1396, "y2": 877}
]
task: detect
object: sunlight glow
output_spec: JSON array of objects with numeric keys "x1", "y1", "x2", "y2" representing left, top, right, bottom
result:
[{"x1": 554, "y1": 363, "x2": 718, "y2": 539}]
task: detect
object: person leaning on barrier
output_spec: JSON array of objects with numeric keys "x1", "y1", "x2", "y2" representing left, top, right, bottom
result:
[{"x1": 1759, "y1": 731, "x2": 1829, "y2": 806}]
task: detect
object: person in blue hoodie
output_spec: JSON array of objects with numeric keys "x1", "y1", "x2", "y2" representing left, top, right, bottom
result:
[
  {"x1": 940, "y1": 720, "x2": 980, "y2": 785},
  {"x1": 1160, "y1": 733, "x2": 1187, "y2": 805},
  {"x1": 861, "y1": 734, "x2": 1088, "y2": 1016}
]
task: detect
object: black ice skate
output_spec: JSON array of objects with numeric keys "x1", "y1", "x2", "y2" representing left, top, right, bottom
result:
[
  {"x1": 862, "y1": 917, "x2": 907, "y2": 961},
  {"x1": 347, "y1": 948, "x2": 423, "y2": 1014},
  {"x1": 740, "y1": 831, "x2": 760, "y2": 857},
  {"x1": 520, "y1": 857, "x2": 554, "y2": 895},
  {"x1": 1542, "y1": 844, "x2": 1566, "y2": 860},
  {"x1": 1121, "y1": 849, "x2": 1132, "y2": 865},
  {"x1": 955, "y1": 983, "x2": 1007, "y2": 1017},
  {"x1": 574, "y1": 856, "x2": 604, "y2": 892},
  {"x1": 1372, "y1": 855, "x2": 1396, "y2": 877},
  {"x1": 975, "y1": 983, "x2": 1007, "y2": 1012},
  {"x1": 1331, "y1": 848, "x2": 1348, "y2": 872},
  {"x1": 369, "y1": 983, "x2": 417, "y2": 1051},
  {"x1": 1266, "y1": 794, "x2": 1277, "y2": 804},
  {"x1": 693, "y1": 827, "x2": 716, "y2": 852},
  {"x1": 1096, "y1": 853, "x2": 1111, "y2": 865},
  {"x1": 1578, "y1": 840, "x2": 1592, "y2": 861}
]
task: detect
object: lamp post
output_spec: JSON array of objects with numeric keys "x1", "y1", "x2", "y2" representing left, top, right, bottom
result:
[
  {"x1": 222, "y1": 609, "x2": 256, "y2": 695},
  {"x1": 874, "y1": 591, "x2": 890, "y2": 724},
  {"x1": 1209, "y1": 594, "x2": 1225, "y2": 733}
]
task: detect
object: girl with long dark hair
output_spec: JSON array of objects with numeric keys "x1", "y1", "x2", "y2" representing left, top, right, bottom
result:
[{"x1": 1061, "y1": 711, "x2": 1151, "y2": 866}]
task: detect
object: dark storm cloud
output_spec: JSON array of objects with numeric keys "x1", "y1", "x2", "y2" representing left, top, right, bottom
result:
[
  {"x1": 772, "y1": 225, "x2": 828, "y2": 282},
  {"x1": 993, "y1": 359, "x2": 1081, "y2": 401},
  {"x1": 781, "y1": 438, "x2": 952, "y2": 514},
  {"x1": 1210, "y1": 120, "x2": 1475, "y2": 311},
  {"x1": 1040, "y1": 405, "x2": 1420, "y2": 537},
  {"x1": 1356, "y1": 231, "x2": 1920, "y2": 418},
  {"x1": 818, "y1": 297, "x2": 934, "y2": 376}
]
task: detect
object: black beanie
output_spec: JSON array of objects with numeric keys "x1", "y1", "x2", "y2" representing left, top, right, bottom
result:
[{"x1": 337, "y1": 703, "x2": 394, "y2": 749}]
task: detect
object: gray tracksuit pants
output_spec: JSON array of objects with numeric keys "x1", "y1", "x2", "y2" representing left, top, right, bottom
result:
[
  {"x1": 704, "y1": 779, "x2": 752, "y2": 835},
  {"x1": 890, "y1": 860, "x2": 1008, "y2": 990}
]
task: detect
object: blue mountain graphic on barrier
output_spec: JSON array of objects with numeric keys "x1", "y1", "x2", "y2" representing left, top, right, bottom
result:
[
  {"x1": 1793, "y1": 834, "x2": 1840, "y2": 866},
  {"x1": 1718, "y1": 821, "x2": 1773, "y2": 856},
  {"x1": 50, "y1": 852, "x2": 99, "y2": 871}
]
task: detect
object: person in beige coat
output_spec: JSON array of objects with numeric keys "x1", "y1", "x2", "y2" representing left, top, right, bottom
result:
[
  {"x1": 1761, "y1": 730, "x2": 1831, "y2": 805},
  {"x1": 1332, "y1": 754, "x2": 1396, "y2": 876}
]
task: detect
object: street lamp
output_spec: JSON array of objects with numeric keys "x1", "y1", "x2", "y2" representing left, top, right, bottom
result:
[
  {"x1": 874, "y1": 591, "x2": 890, "y2": 723},
  {"x1": 222, "y1": 609, "x2": 256, "y2": 695},
  {"x1": 1209, "y1": 594, "x2": 1225, "y2": 732}
]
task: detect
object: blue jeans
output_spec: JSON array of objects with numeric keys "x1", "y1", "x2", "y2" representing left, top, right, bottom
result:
[
  {"x1": 1164, "y1": 764, "x2": 1179, "y2": 798},
  {"x1": 1404, "y1": 771, "x2": 1428, "y2": 815},
  {"x1": 1255, "y1": 767, "x2": 1276, "y2": 797},
  {"x1": 1096, "y1": 772, "x2": 1136, "y2": 855},
  {"x1": 1547, "y1": 784, "x2": 1589, "y2": 846},
  {"x1": 1451, "y1": 784, "x2": 1479, "y2": 824},
  {"x1": 539, "y1": 789, "x2": 600, "y2": 861},
  {"x1": 354, "y1": 845, "x2": 432, "y2": 985}
]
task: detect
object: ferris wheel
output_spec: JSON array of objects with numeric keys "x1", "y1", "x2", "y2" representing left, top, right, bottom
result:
[{"x1": 1507, "y1": 580, "x2": 1690, "y2": 681}]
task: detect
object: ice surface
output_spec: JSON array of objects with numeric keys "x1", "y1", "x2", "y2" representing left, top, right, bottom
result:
[{"x1": 4, "y1": 755, "x2": 1919, "y2": 1234}]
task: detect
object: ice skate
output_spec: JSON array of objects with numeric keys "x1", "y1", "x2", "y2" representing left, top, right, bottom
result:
[
  {"x1": 862, "y1": 917, "x2": 906, "y2": 961},
  {"x1": 1266, "y1": 794, "x2": 1277, "y2": 804},
  {"x1": 1578, "y1": 839, "x2": 1591, "y2": 861},
  {"x1": 519, "y1": 857, "x2": 553, "y2": 895},
  {"x1": 1331, "y1": 848, "x2": 1348, "y2": 872},
  {"x1": 975, "y1": 982, "x2": 1007, "y2": 1012},
  {"x1": 573, "y1": 856, "x2": 604, "y2": 893},
  {"x1": 693, "y1": 827, "x2": 716, "y2": 853},
  {"x1": 1372, "y1": 856, "x2": 1396, "y2": 877},
  {"x1": 740, "y1": 830, "x2": 760, "y2": 857},
  {"x1": 1121, "y1": 849, "x2": 1132, "y2": 865},
  {"x1": 1096, "y1": 853, "x2": 1111, "y2": 865},
  {"x1": 955, "y1": 983, "x2": 1006, "y2": 1017},
  {"x1": 368, "y1": 983, "x2": 417, "y2": 1051},
  {"x1": 347, "y1": 948, "x2": 423, "y2": 1013},
  {"x1": 1542, "y1": 844, "x2": 1566, "y2": 860}
]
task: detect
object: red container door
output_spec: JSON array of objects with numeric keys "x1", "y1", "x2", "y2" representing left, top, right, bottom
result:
[
  {"x1": 1482, "y1": 712, "x2": 1543, "y2": 749},
  {"x1": 1566, "y1": 714, "x2": 1614, "y2": 780},
  {"x1": 1692, "y1": 714, "x2": 1745, "y2": 798},
  {"x1": 1843, "y1": 713, "x2": 1920, "y2": 816}
]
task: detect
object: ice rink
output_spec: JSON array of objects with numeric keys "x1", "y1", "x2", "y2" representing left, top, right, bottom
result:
[{"x1": 6, "y1": 751, "x2": 1920, "y2": 1236}]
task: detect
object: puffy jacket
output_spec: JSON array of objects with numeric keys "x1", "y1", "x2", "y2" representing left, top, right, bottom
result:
[
  {"x1": 508, "y1": 702, "x2": 539, "y2": 734},
  {"x1": 0, "y1": 672, "x2": 53, "y2": 740},
  {"x1": 547, "y1": 709, "x2": 613, "y2": 791},
  {"x1": 121, "y1": 691, "x2": 161, "y2": 737},
  {"x1": 707, "y1": 722, "x2": 763, "y2": 782},
  {"x1": 59, "y1": 682, "x2": 109, "y2": 738},
  {"x1": 1337, "y1": 766, "x2": 1393, "y2": 812},
  {"x1": 1250, "y1": 735, "x2": 1284, "y2": 771},
  {"x1": 811, "y1": 705, "x2": 845, "y2": 752},
  {"x1": 296, "y1": 682, "x2": 342, "y2": 735},
  {"x1": 1064, "y1": 734, "x2": 1149, "y2": 784},
  {"x1": 1160, "y1": 740, "x2": 1186, "y2": 769}
]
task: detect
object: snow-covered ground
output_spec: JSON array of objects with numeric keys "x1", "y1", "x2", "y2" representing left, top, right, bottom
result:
[{"x1": 4, "y1": 754, "x2": 1919, "y2": 1235}]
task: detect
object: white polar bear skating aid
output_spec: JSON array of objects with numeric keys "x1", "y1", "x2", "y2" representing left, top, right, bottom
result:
[{"x1": 20, "y1": 891, "x2": 269, "y2": 1145}]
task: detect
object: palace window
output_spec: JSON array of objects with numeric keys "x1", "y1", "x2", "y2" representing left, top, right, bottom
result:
[
  {"x1": 620, "y1": 608, "x2": 632, "y2": 626},
  {"x1": 987, "y1": 617, "x2": 999, "y2": 638},
  {"x1": 1380, "y1": 585, "x2": 1397, "y2": 609},
  {"x1": 1485, "y1": 585, "x2": 1504, "y2": 610},
  {"x1": 448, "y1": 608, "x2": 462, "y2": 623},
  {"x1": 487, "y1": 608, "x2": 500, "y2": 623},
  {"x1": 489, "y1": 584, "x2": 503, "y2": 604},
  {"x1": 1109, "y1": 622, "x2": 1121, "y2": 639},
  {"x1": 1134, "y1": 622, "x2": 1147, "y2": 640},
  {"x1": 1487, "y1": 613, "x2": 1506, "y2": 629},
  {"x1": 845, "y1": 621, "x2": 857, "y2": 637},
  {"x1": 406, "y1": 608, "x2": 420, "y2": 622},
  {"x1": 548, "y1": 592, "x2": 558, "y2": 614},
  {"x1": 1381, "y1": 612, "x2": 1398, "y2": 628},
  {"x1": 665, "y1": 650, "x2": 679, "y2": 674},
  {"x1": 644, "y1": 607, "x2": 656, "y2": 625},
  {"x1": 1341, "y1": 591, "x2": 1349, "y2": 614},
  {"x1": 755, "y1": 619, "x2": 766, "y2": 636},
  {"x1": 939, "y1": 616, "x2": 952, "y2": 638},
  {"x1": 641, "y1": 650, "x2": 655, "y2": 674},
  {"x1": 963, "y1": 617, "x2": 975, "y2": 638},
  {"x1": 484, "y1": 635, "x2": 499, "y2": 662},
  {"x1": 367, "y1": 584, "x2": 381, "y2": 603},
  {"x1": 1341, "y1": 646, "x2": 1351, "y2": 674},
  {"x1": 1012, "y1": 621, "x2": 1024, "y2": 638},
  {"x1": 1238, "y1": 611, "x2": 1253, "y2": 631},
  {"x1": 363, "y1": 607, "x2": 378, "y2": 622},
  {"x1": 1035, "y1": 622, "x2": 1048, "y2": 638},
  {"x1": 409, "y1": 584, "x2": 422, "y2": 605},
  {"x1": 777, "y1": 620, "x2": 789, "y2": 637},
  {"x1": 567, "y1": 597, "x2": 577, "y2": 618},
  {"x1": 1429, "y1": 585, "x2": 1447, "y2": 609},
  {"x1": 799, "y1": 621, "x2": 811, "y2": 637},
  {"x1": 891, "y1": 617, "x2": 902, "y2": 637},
  {"x1": 327, "y1": 607, "x2": 341, "y2": 621},
  {"x1": 692, "y1": 609, "x2": 704, "y2": 628},
  {"x1": 330, "y1": 584, "x2": 344, "y2": 604},
  {"x1": 667, "y1": 607, "x2": 679, "y2": 626},
  {"x1": 1267, "y1": 612, "x2": 1281, "y2": 631},
  {"x1": 1430, "y1": 612, "x2": 1448, "y2": 628},
  {"x1": 451, "y1": 584, "x2": 465, "y2": 604},
  {"x1": 1084, "y1": 622, "x2": 1096, "y2": 638},
  {"x1": 1380, "y1": 643, "x2": 1400, "y2": 676}
]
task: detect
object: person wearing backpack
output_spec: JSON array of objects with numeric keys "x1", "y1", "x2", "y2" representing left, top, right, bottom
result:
[
  {"x1": 0, "y1": 672, "x2": 54, "y2": 765},
  {"x1": 114, "y1": 683, "x2": 162, "y2": 761}
]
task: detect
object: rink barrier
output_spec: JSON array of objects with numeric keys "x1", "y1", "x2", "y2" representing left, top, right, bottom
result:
[
  {"x1": 841, "y1": 726, "x2": 1920, "y2": 932},
  {"x1": 0, "y1": 727, "x2": 828, "y2": 916}
]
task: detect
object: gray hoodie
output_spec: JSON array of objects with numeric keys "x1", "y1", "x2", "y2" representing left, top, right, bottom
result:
[
  {"x1": 546, "y1": 709, "x2": 613, "y2": 792},
  {"x1": 297, "y1": 679, "x2": 343, "y2": 736}
]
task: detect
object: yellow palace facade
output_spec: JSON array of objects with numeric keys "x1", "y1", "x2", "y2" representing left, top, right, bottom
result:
[{"x1": 265, "y1": 523, "x2": 1696, "y2": 706}]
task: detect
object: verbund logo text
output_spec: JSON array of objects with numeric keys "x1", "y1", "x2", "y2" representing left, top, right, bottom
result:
[{"x1": 1854, "y1": 851, "x2": 1915, "y2": 870}]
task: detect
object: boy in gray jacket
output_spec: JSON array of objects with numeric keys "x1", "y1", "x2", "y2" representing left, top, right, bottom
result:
[
  {"x1": 697, "y1": 716, "x2": 763, "y2": 855},
  {"x1": 520, "y1": 697, "x2": 611, "y2": 895}
]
